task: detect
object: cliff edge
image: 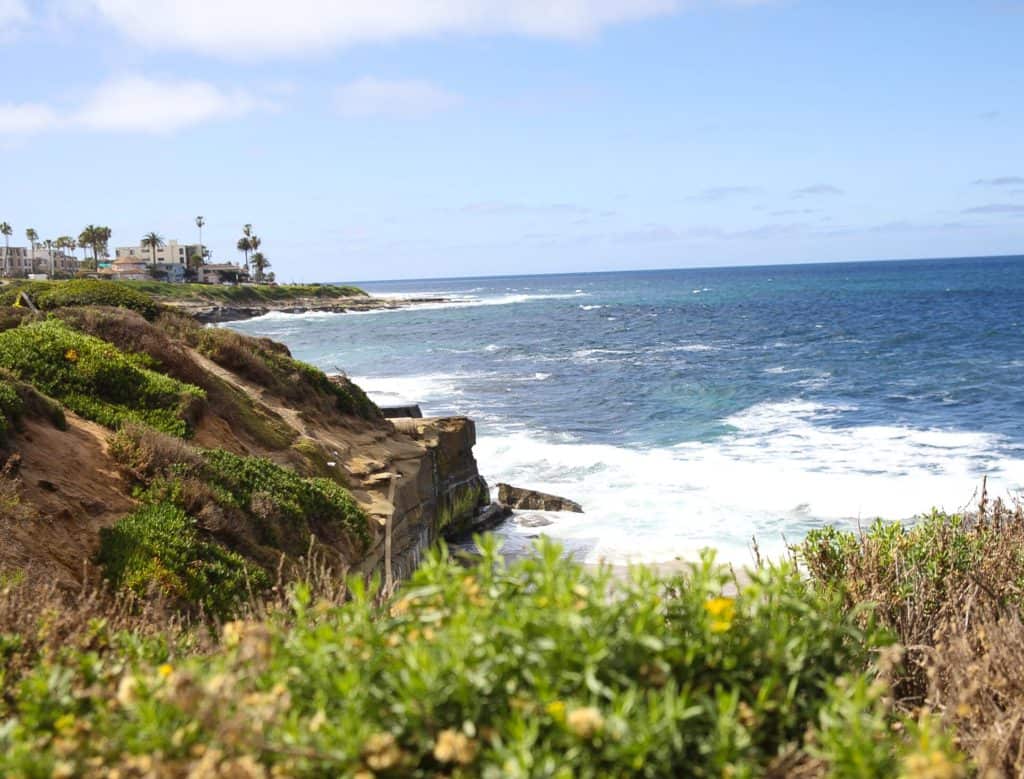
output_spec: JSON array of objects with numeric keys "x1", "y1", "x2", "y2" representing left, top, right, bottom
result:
[{"x1": 0, "y1": 281, "x2": 489, "y2": 611}]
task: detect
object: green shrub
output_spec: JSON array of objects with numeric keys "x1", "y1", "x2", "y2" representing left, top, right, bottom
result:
[
  {"x1": 97, "y1": 502, "x2": 266, "y2": 618},
  {"x1": 801, "y1": 506, "x2": 1024, "y2": 774},
  {"x1": 195, "y1": 327, "x2": 380, "y2": 420},
  {"x1": 0, "y1": 320, "x2": 204, "y2": 436},
  {"x1": 0, "y1": 538, "x2": 962, "y2": 777},
  {"x1": 0, "y1": 372, "x2": 66, "y2": 446},
  {"x1": 123, "y1": 280, "x2": 367, "y2": 303},
  {"x1": 0, "y1": 280, "x2": 160, "y2": 320},
  {"x1": 200, "y1": 448, "x2": 370, "y2": 551},
  {"x1": 0, "y1": 380, "x2": 23, "y2": 445}
]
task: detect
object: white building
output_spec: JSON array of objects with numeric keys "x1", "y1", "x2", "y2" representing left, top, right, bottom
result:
[
  {"x1": 116, "y1": 240, "x2": 201, "y2": 267},
  {"x1": 2, "y1": 247, "x2": 78, "y2": 277}
]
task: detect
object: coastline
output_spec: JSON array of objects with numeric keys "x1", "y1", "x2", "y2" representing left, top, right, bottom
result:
[{"x1": 167, "y1": 294, "x2": 449, "y2": 324}]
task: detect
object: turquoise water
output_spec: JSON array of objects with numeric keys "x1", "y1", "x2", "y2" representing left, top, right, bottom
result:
[{"x1": 229, "y1": 255, "x2": 1024, "y2": 563}]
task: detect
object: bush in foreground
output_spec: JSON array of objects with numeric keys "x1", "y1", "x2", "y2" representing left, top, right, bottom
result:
[
  {"x1": 0, "y1": 539, "x2": 962, "y2": 778},
  {"x1": 801, "y1": 503, "x2": 1024, "y2": 777}
]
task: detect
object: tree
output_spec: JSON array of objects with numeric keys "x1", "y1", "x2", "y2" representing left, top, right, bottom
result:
[
  {"x1": 251, "y1": 251, "x2": 271, "y2": 283},
  {"x1": 141, "y1": 232, "x2": 165, "y2": 269},
  {"x1": 78, "y1": 225, "x2": 111, "y2": 265},
  {"x1": 26, "y1": 228, "x2": 38, "y2": 273},
  {"x1": 195, "y1": 216, "x2": 206, "y2": 266},
  {"x1": 237, "y1": 236, "x2": 252, "y2": 275},
  {"x1": 56, "y1": 236, "x2": 75, "y2": 276},
  {"x1": 0, "y1": 222, "x2": 11, "y2": 278},
  {"x1": 43, "y1": 239, "x2": 54, "y2": 279}
]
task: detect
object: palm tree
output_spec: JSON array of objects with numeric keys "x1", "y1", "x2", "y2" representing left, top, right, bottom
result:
[
  {"x1": 141, "y1": 232, "x2": 165, "y2": 270},
  {"x1": 95, "y1": 226, "x2": 111, "y2": 261},
  {"x1": 0, "y1": 222, "x2": 11, "y2": 278},
  {"x1": 195, "y1": 216, "x2": 205, "y2": 265},
  {"x1": 250, "y1": 251, "x2": 271, "y2": 283},
  {"x1": 25, "y1": 228, "x2": 38, "y2": 273},
  {"x1": 43, "y1": 239, "x2": 54, "y2": 278},
  {"x1": 56, "y1": 236, "x2": 75, "y2": 276},
  {"x1": 237, "y1": 236, "x2": 252, "y2": 275}
]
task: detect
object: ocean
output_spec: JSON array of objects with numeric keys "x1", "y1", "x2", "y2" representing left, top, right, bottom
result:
[{"x1": 227, "y1": 255, "x2": 1024, "y2": 565}]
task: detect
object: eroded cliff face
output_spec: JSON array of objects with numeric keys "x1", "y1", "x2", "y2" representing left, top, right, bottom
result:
[
  {"x1": 357, "y1": 417, "x2": 490, "y2": 582},
  {"x1": 0, "y1": 306, "x2": 493, "y2": 590}
]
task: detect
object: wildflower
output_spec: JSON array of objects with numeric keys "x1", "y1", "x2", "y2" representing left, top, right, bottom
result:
[
  {"x1": 309, "y1": 709, "x2": 327, "y2": 733},
  {"x1": 546, "y1": 700, "x2": 566, "y2": 721},
  {"x1": 53, "y1": 713, "x2": 76, "y2": 733},
  {"x1": 704, "y1": 596, "x2": 736, "y2": 633},
  {"x1": 362, "y1": 732, "x2": 403, "y2": 771},
  {"x1": 116, "y1": 674, "x2": 138, "y2": 707},
  {"x1": 567, "y1": 706, "x2": 605, "y2": 739},
  {"x1": 901, "y1": 749, "x2": 964, "y2": 779},
  {"x1": 158, "y1": 663, "x2": 174, "y2": 678},
  {"x1": 223, "y1": 620, "x2": 245, "y2": 647},
  {"x1": 433, "y1": 728, "x2": 478, "y2": 765},
  {"x1": 64, "y1": 349, "x2": 78, "y2": 363}
]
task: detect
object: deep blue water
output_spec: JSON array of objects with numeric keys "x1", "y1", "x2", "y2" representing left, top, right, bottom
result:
[{"x1": 229, "y1": 256, "x2": 1024, "y2": 563}]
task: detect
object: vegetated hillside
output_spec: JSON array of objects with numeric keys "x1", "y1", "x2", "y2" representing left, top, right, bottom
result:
[
  {"x1": 120, "y1": 280, "x2": 368, "y2": 303},
  {"x1": 0, "y1": 279, "x2": 368, "y2": 307},
  {"x1": 0, "y1": 280, "x2": 480, "y2": 616}
]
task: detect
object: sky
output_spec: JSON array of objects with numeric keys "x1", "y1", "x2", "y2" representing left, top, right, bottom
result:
[{"x1": 1, "y1": 0, "x2": 1023, "y2": 282}]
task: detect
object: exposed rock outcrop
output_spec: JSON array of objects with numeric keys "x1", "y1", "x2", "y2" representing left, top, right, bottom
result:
[{"x1": 497, "y1": 483, "x2": 584, "y2": 513}]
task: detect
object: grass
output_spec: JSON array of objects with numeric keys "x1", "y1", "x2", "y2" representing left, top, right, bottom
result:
[
  {"x1": 0, "y1": 537, "x2": 964, "y2": 778},
  {"x1": 0, "y1": 320, "x2": 204, "y2": 437},
  {"x1": 121, "y1": 280, "x2": 367, "y2": 303},
  {"x1": 800, "y1": 500, "x2": 1024, "y2": 776}
]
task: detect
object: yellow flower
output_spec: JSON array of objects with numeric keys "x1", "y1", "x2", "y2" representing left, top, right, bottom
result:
[
  {"x1": 567, "y1": 706, "x2": 605, "y2": 739},
  {"x1": 64, "y1": 349, "x2": 78, "y2": 362},
  {"x1": 53, "y1": 713, "x2": 76, "y2": 733},
  {"x1": 158, "y1": 663, "x2": 174, "y2": 678},
  {"x1": 900, "y1": 749, "x2": 964, "y2": 779},
  {"x1": 704, "y1": 596, "x2": 736, "y2": 633},
  {"x1": 546, "y1": 700, "x2": 566, "y2": 721},
  {"x1": 433, "y1": 728, "x2": 478, "y2": 765}
]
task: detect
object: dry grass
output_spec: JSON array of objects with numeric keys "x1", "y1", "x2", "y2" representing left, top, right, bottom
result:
[{"x1": 801, "y1": 494, "x2": 1024, "y2": 776}]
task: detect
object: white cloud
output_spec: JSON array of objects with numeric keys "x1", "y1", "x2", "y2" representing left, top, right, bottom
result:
[
  {"x1": 0, "y1": 103, "x2": 61, "y2": 134},
  {"x1": 335, "y1": 77, "x2": 461, "y2": 119},
  {"x1": 77, "y1": 0, "x2": 680, "y2": 58},
  {"x1": 0, "y1": 76, "x2": 273, "y2": 137},
  {"x1": 75, "y1": 76, "x2": 271, "y2": 133},
  {"x1": 0, "y1": 0, "x2": 28, "y2": 25},
  {"x1": 0, "y1": 0, "x2": 29, "y2": 41}
]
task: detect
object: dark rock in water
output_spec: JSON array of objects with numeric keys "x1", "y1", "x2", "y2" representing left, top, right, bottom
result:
[
  {"x1": 444, "y1": 501, "x2": 513, "y2": 541},
  {"x1": 381, "y1": 404, "x2": 423, "y2": 419},
  {"x1": 497, "y1": 483, "x2": 583, "y2": 513},
  {"x1": 516, "y1": 514, "x2": 554, "y2": 528}
]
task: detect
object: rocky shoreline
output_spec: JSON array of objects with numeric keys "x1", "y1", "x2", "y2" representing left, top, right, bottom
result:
[{"x1": 169, "y1": 294, "x2": 449, "y2": 324}]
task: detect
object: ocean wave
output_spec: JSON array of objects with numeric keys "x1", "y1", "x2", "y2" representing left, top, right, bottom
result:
[{"x1": 474, "y1": 401, "x2": 1024, "y2": 565}]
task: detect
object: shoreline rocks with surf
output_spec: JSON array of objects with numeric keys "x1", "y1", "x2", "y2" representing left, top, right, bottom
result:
[
  {"x1": 172, "y1": 294, "x2": 449, "y2": 324},
  {"x1": 497, "y1": 483, "x2": 584, "y2": 513}
]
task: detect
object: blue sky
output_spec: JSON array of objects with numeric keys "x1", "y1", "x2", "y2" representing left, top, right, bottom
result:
[{"x1": 1, "y1": 1, "x2": 1023, "y2": 282}]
